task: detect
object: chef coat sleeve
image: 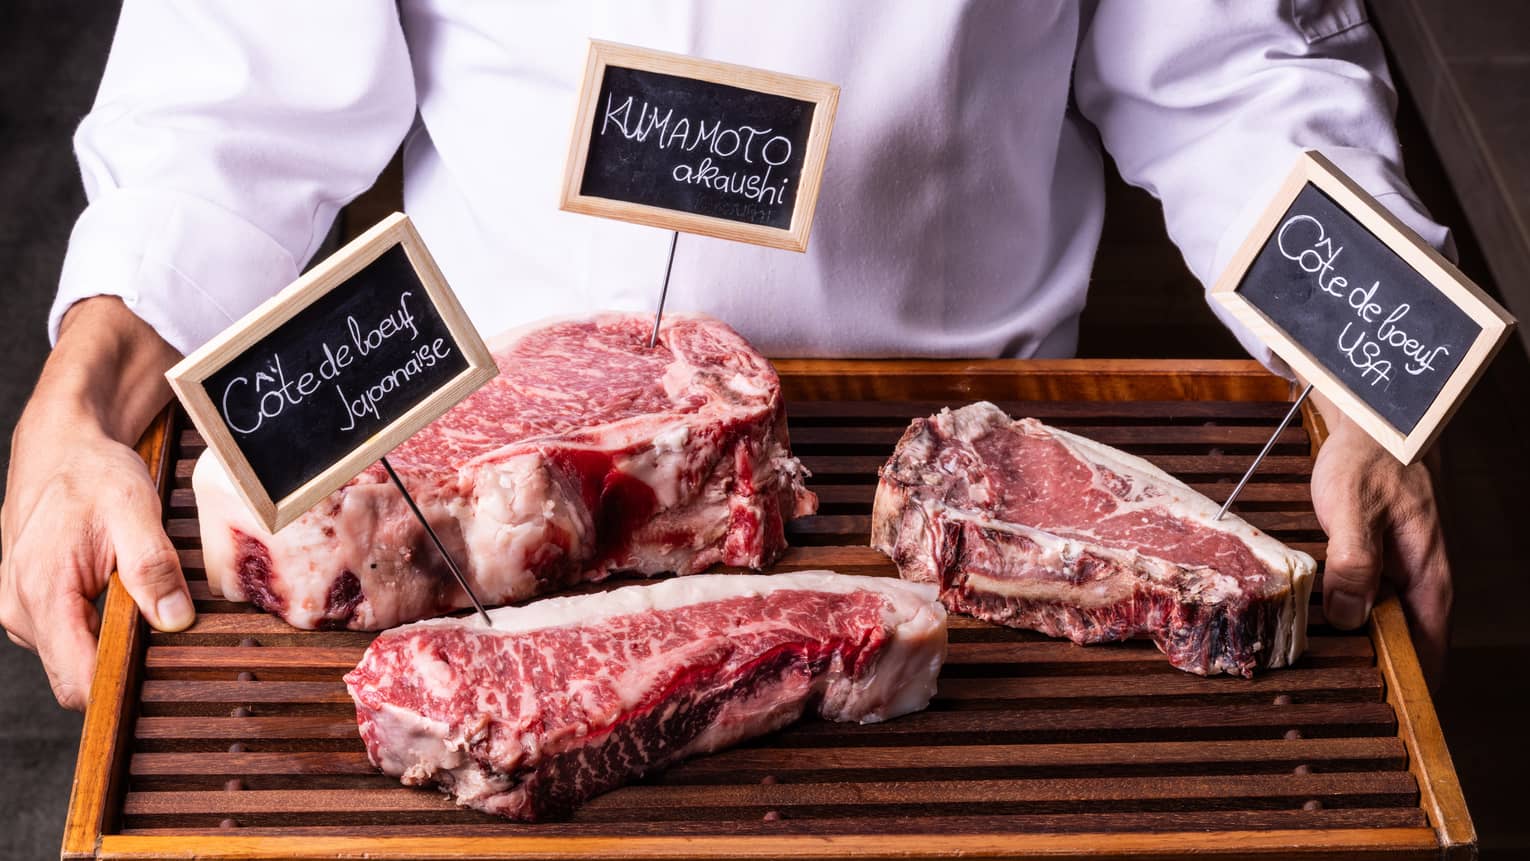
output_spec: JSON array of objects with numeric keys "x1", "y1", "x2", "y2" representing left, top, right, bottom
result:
[
  {"x1": 1072, "y1": 0, "x2": 1454, "y2": 372},
  {"x1": 49, "y1": 1, "x2": 417, "y2": 355}
]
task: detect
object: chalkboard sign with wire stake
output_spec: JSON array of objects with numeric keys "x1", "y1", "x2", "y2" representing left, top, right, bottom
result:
[
  {"x1": 165, "y1": 213, "x2": 496, "y2": 531},
  {"x1": 560, "y1": 40, "x2": 838, "y2": 252},
  {"x1": 1212, "y1": 151, "x2": 1515, "y2": 464}
]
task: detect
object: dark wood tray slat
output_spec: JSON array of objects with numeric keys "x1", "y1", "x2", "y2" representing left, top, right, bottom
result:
[
  {"x1": 116, "y1": 807, "x2": 1431, "y2": 837},
  {"x1": 132, "y1": 702, "x2": 1399, "y2": 752},
  {"x1": 798, "y1": 453, "x2": 1316, "y2": 479},
  {"x1": 811, "y1": 482, "x2": 1315, "y2": 507},
  {"x1": 133, "y1": 668, "x2": 1384, "y2": 720},
  {"x1": 785, "y1": 400, "x2": 1301, "y2": 421},
  {"x1": 121, "y1": 772, "x2": 1419, "y2": 821},
  {"x1": 139, "y1": 635, "x2": 1369, "y2": 672},
  {"x1": 145, "y1": 622, "x2": 1373, "y2": 662},
  {"x1": 129, "y1": 737, "x2": 1408, "y2": 785},
  {"x1": 788, "y1": 424, "x2": 1312, "y2": 447}
]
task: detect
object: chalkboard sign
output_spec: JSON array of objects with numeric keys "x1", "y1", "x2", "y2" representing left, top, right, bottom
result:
[
  {"x1": 167, "y1": 213, "x2": 496, "y2": 531},
  {"x1": 561, "y1": 41, "x2": 838, "y2": 252},
  {"x1": 1213, "y1": 151, "x2": 1514, "y2": 464}
]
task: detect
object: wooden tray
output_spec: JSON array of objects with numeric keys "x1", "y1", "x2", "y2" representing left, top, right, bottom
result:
[{"x1": 62, "y1": 359, "x2": 1474, "y2": 860}]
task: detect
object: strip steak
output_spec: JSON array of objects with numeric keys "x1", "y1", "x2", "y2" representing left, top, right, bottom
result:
[{"x1": 344, "y1": 572, "x2": 947, "y2": 820}]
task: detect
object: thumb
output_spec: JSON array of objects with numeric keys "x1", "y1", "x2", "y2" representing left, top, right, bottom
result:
[
  {"x1": 1317, "y1": 494, "x2": 1383, "y2": 631},
  {"x1": 33, "y1": 588, "x2": 103, "y2": 711},
  {"x1": 107, "y1": 497, "x2": 194, "y2": 632}
]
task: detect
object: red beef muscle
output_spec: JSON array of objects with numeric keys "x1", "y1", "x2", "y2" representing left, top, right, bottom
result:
[
  {"x1": 344, "y1": 572, "x2": 947, "y2": 820},
  {"x1": 872, "y1": 402, "x2": 1315, "y2": 677},
  {"x1": 195, "y1": 313, "x2": 816, "y2": 629}
]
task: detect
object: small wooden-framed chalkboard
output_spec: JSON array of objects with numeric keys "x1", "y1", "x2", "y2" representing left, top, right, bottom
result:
[
  {"x1": 560, "y1": 40, "x2": 839, "y2": 252},
  {"x1": 165, "y1": 213, "x2": 496, "y2": 532},
  {"x1": 1213, "y1": 151, "x2": 1515, "y2": 464}
]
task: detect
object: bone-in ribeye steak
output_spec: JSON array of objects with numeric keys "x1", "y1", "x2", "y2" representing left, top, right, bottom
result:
[
  {"x1": 871, "y1": 402, "x2": 1315, "y2": 677},
  {"x1": 195, "y1": 313, "x2": 817, "y2": 630},
  {"x1": 344, "y1": 572, "x2": 947, "y2": 820}
]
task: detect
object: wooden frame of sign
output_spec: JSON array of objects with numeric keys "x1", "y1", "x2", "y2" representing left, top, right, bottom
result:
[
  {"x1": 1212, "y1": 150, "x2": 1514, "y2": 464},
  {"x1": 165, "y1": 213, "x2": 496, "y2": 532},
  {"x1": 560, "y1": 40, "x2": 839, "y2": 252}
]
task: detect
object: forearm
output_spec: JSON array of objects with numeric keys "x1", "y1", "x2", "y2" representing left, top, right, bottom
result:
[
  {"x1": 49, "y1": 2, "x2": 416, "y2": 362},
  {"x1": 28, "y1": 297, "x2": 182, "y2": 446}
]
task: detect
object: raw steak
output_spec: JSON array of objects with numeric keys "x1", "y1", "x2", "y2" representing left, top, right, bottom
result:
[
  {"x1": 344, "y1": 571, "x2": 947, "y2": 820},
  {"x1": 195, "y1": 313, "x2": 817, "y2": 630},
  {"x1": 871, "y1": 402, "x2": 1315, "y2": 677}
]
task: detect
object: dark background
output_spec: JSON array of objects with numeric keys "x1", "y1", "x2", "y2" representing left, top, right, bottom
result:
[{"x1": 1, "y1": 2, "x2": 1526, "y2": 858}]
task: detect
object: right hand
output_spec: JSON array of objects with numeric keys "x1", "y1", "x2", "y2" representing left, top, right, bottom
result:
[{"x1": 0, "y1": 297, "x2": 188, "y2": 710}]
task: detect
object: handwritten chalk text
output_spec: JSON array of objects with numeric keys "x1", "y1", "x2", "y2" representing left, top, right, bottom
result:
[
  {"x1": 219, "y1": 291, "x2": 454, "y2": 435},
  {"x1": 1277, "y1": 215, "x2": 1452, "y2": 387},
  {"x1": 601, "y1": 93, "x2": 792, "y2": 207}
]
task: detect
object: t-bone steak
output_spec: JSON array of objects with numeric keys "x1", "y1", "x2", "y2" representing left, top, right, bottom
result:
[
  {"x1": 344, "y1": 571, "x2": 947, "y2": 820},
  {"x1": 871, "y1": 402, "x2": 1315, "y2": 677},
  {"x1": 195, "y1": 313, "x2": 817, "y2": 630}
]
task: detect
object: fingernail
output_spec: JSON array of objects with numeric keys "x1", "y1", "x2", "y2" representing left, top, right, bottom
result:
[
  {"x1": 155, "y1": 592, "x2": 195, "y2": 631},
  {"x1": 1327, "y1": 590, "x2": 1372, "y2": 629}
]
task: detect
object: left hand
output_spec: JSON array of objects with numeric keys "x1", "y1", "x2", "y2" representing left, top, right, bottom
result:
[{"x1": 1308, "y1": 397, "x2": 1451, "y2": 685}]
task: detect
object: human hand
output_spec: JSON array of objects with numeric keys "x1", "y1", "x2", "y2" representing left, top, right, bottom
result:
[
  {"x1": 1, "y1": 425, "x2": 193, "y2": 709},
  {"x1": 0, "y1": 297, "x2": 187, "y2": 709},
  {"x1": 1309, "y1": 401, "x2": 1451, "y2": 685}
]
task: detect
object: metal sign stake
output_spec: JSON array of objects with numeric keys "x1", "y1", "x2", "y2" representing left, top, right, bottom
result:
[
  {"x1": 649, "y1": 231, "x2": 680, "y2": 349},
  {"x1": 380, "y1": 455, "x2": 493, "y2": 626},
  {"x1": 1215, "y1": 383, "x2": 1314, "y2": 521}
]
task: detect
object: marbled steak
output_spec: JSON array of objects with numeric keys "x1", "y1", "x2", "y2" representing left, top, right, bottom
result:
[
  {"x1": 872, "y1": 402, "x2": 1315, "y2": 677},
  {"x1": 195, "y1": 313, "x2": 817, "y2": 629}
]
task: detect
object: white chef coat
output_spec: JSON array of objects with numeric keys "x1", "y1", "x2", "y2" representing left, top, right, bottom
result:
[{"x1": 52, "y1": 0, "x2": 1452, "y2": 365}]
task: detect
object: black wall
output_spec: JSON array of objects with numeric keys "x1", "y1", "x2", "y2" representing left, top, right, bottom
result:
[{"x1": 0, "y1": 4, "x2": 118, "y2": 858}]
